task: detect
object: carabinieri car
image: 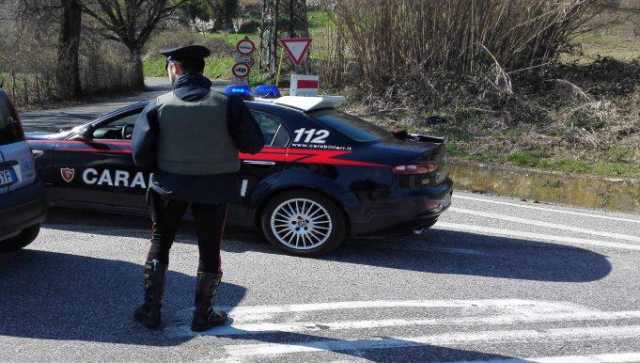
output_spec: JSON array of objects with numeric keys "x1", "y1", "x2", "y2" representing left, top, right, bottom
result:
[{"x1": 27, "y1": 95, "x2": 452, "y2": 256}]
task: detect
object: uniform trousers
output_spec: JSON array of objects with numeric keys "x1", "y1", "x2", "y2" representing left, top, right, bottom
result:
[{"x1": 146, "y1": 189, "x2": 227, "y2": 273}]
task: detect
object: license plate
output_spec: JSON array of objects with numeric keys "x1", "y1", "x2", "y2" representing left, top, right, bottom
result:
[{"x1": 0, "y1": 167, "x2": 17, "y2": 187}]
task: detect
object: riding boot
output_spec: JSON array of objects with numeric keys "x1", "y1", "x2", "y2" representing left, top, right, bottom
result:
[
  {"x1": 134, "y1": 259, "x2": 167, "y2": 329},
  {"x1": 191, "y1": 272, "x2": 227, "y2": 332}
]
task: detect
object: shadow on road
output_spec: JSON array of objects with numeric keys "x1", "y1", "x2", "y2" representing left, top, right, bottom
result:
[
  {"x1": 43, "y1": 209, "x2": 612, "y2": 284},
  {"x1": 0, "y1": 250, "x2": 245, "y2": 347},
  {"x1": 1, "y1": 209, "x2": 605, "y2": 359},
  {"x1": 0, "y1": 250, "x2": 522, "y2": 361},
  {"x1": 338, "y1": 228, "x2": 612, "y2": 283}
]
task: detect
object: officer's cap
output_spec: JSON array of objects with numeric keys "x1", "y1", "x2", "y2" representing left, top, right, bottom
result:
[{"x1": 160, "y1": 45, "x2": 211, "y2": 62}]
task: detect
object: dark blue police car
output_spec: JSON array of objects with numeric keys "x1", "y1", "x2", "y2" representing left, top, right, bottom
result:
[{"x1": 27, "y1": 95, "x2": 452, "y2": 256}]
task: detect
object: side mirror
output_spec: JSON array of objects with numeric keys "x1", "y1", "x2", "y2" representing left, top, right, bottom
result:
[
  {"x1": 70, "y1": 127, "x2": 93, "y2": 141},
  {"x1": 391, "y1": 129, "x2": 410, "y2": 140}
]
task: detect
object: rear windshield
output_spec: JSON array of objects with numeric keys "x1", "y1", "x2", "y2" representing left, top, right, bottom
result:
[
  {"x1": 0, "y1": 93, "x2": 22, "y2": 145},
  {"x1": 311, "y1": 109, "x2": 392, "y2": 143}
]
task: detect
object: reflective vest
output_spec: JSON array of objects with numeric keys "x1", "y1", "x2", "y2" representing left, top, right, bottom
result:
[{"x1": 156, "y1": 91, "x2": 240, "y2": 175}]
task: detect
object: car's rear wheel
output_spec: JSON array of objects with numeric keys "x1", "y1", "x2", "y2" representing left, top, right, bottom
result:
[
  {"x1": 0, "y1": 225, "x2": 40, "y2": 253},
  {"x1": 261, "y1": 191, "x2": 346, "y2": 256}
]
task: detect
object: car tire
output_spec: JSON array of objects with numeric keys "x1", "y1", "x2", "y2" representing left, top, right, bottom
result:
[
  {"x1": 0, "y1": 225, "x2": 41, "y2": 253},
  {"x1": 261, "y1": 190, "x2": 346, "y2": 257}
]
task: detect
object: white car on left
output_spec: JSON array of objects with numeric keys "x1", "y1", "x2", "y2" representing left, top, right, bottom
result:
[{"x1": 0, "y1": 90, "x2": 47, "y2": 253}]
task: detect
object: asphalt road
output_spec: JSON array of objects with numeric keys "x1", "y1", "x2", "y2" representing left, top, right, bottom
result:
[
  {"x1": 1, "y1": 192, "x2": 639, "y2": 362},
  {"x1": 19, "y1": 78, "x2": 173, "y2": 133},
  {"x1": 2, "y1": 81, "x2": 639, "y2": 362}
]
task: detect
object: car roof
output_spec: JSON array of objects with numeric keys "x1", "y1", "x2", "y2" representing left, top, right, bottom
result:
[
  {"x1": 253, "y1": 96, "x2": 346, "y2": 112},
  {"x1": 91, "y1": 95, "x2": 344, "y2": 127}
]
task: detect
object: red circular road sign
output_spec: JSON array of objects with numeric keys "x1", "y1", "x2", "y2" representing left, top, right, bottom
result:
[
  {"x1": 236, "y1": 38, "x2": 256, "y2": 55},
  {"x1": 232, "y1": 63, "x2": 251, "y2": 78}
]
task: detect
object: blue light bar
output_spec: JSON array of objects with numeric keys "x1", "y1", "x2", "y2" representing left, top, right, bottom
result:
[
  {"x1": 254, "y1": 84, "x2": 281, "y2": 99},
  {"x1": 224, "y1": 84, "x2": 252, "y2": 97}
]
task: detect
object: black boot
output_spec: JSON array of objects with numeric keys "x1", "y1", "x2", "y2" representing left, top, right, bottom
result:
[
  {"x1": 191, "y1": 272, "x2": 227, "y2": 332},
  {"x1": 134, "y1": 259, "x2": 167, "y2": 329}
]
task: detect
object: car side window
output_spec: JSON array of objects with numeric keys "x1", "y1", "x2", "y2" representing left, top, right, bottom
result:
[
  {"x1": 251, "y1": 111, "x2": 290, "y2": 147},
  {"x1": 92, "y1": 112, "x2": 141, "y2": 140}
]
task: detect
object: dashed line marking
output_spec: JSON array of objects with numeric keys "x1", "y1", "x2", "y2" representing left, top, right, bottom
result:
[
  {"x1": 449, "y1": 207, "x2": 640, "y2": 243},
  {"x1": 436, "y1": 222, "x2": 640, "y2": 251},
  {"x1": 452, "y1": 351, "x2": 640, "y2": 363},
  {"x1": 455, "y1": 194, "x2": 640, "y2": 225}
]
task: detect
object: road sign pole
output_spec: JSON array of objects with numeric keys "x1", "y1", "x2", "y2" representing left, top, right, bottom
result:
[{"x1": 275, "y1": 46, "x2": 285, "y2": 87}]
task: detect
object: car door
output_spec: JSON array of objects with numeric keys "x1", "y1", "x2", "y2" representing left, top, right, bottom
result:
[
  {"x1": 48, "y1": 109, "x2": 147, "y2": 213},
  {"x1": 228, "y1": 110, "x2": 291, "y2": 227}
]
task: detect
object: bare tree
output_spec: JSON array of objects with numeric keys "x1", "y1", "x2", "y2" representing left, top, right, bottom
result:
[
  {"x1": 81, "y1": 0, "x2": 189, "y2": 90},
  {"x1": 210, "y1": 0, "x2": 239, "y2": 31},
  {"x1": 58, "y1": 0, "x2": 82, "y2": 99},
  {"x1": 284, "y1": 0, "x2": 308, "y2": 38},
  {"x1": 15, "y1": 0, "x2": 82, "y2": 99}
]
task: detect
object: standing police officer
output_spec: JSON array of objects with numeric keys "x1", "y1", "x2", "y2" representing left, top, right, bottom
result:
[{"x1": 131, "y1": 45, "x2": 264, "y2": 331}]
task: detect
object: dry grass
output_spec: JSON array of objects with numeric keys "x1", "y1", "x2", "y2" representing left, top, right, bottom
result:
[
  {"x1": 319, "y1": 0, "x2": 640, "y2": 177},
  {"x1": 322, "y1": 0, "x2": 598, "y2": 87}
]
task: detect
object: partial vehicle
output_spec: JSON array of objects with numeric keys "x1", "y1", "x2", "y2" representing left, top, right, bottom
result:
[
  {"x1": 0, "y1": 92, "x2": 47, "y2": 253},
  {"x1": 27, "y1": 95, "x2": 452, "y2": 256}
]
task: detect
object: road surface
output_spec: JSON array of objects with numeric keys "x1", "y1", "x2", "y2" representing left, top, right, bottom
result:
[{"x1": 2, "y1": 81, "x2": 639, "y2": 362}]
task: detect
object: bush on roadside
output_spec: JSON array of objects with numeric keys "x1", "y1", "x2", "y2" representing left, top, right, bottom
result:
[{"x1": 318, "y1": 0, "x2": 640, "y2": 176}]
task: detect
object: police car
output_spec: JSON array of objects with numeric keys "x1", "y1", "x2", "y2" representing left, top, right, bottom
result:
[{"x1": 27, "y1": 94, "x2": 452, "y2": 256}]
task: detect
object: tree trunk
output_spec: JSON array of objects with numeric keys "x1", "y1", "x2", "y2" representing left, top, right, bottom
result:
[
  {"x1": 223, "y1": 17, "x2": 235, "y2": 32},
  {"x1": 56, "y1": 0, "x2": 82, "y2": 100},
  {"x1": 127, "y1": 47, "x2": 146, "y2": 91},
  {"x1": 260, "y1": 0, "x2": 279, "y2": 79}
]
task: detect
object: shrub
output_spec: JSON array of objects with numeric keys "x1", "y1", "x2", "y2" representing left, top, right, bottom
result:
[{"x1": 323, "y1": 0, "x2": 600, "y2": 89}]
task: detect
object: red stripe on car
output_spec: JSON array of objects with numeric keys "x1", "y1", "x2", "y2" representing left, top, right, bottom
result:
[{"x1": 37, "y1": 141, "x2": 384, "y2": 168}]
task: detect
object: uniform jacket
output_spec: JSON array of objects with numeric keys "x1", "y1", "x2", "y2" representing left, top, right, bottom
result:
[{"x1": 132, "y1": 73, "x2": 264, "y2": 204}]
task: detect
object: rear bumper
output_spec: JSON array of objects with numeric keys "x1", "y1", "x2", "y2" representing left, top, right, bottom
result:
[
  {"x1": 0, "y1": 181, "x2": 48, "y2": 241},
  {"x1": 350, "y1": 178, "x2": 453, "y2": 236}
]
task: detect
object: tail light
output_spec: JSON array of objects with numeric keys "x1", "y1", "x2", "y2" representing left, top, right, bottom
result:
[{"x1": 392, "y1": 161, "x2": 439, "y2": 175}]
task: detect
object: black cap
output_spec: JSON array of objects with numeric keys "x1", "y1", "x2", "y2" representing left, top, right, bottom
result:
[{"x1": 160, "y1": 45, "x2": 210, "y2": 62}]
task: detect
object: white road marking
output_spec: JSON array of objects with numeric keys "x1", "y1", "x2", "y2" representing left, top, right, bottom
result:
[
  {"x1": 453, "y1": 352, "x2": 640, "y2": 363},
  {"x1": 455, "y1": 194, "x2": 640, "y2": 225},
  {"x1": 449, "y1": 207, "x2": 640, "y2": 243},
  {"x1": 436, "y1": 222, "x2": 640, "y2": 251},
  {"x1": 218, "y1": 299, "x2": 591, "y2": 317},
  {"x1": 223, "y1": 325, "x2": 640, "y2": 357},
  {"x1": 172, "y1": 310, "x2": 640, "y2": 337}
]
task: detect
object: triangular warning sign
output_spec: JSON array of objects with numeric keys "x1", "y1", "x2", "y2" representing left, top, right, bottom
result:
[{"x1": 280, "y1": 38, "x2": 312, "y2": 65}]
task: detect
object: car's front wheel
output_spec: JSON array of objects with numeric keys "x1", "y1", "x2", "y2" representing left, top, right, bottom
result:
[
  {"x1": 261, "y1": 191, "x2": 346, "y2": 256},
  {"x1": 0, "y1": 225, "x2": 41, "y2": 253}
]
